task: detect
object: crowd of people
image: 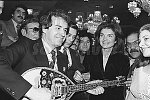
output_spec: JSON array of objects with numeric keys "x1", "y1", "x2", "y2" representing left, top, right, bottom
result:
[{"x1": 0, "y1": 1, "x2": 150, "y2": 100}]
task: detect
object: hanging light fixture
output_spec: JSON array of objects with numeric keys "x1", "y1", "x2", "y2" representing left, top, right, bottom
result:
[{"x1": 128, "y1": 0, "x2": 150, "y2": 18}]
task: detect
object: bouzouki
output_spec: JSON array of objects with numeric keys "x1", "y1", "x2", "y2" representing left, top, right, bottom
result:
[{"x1": 22, "y1": 67, "x2": 125, "y2": 100}]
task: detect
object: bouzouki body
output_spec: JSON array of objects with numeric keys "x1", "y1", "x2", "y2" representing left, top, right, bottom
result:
[{"x1": 22, "y1": 67, "x2": 75, "y2": 100}]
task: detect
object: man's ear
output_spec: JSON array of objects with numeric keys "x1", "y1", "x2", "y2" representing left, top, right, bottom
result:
[{"x1": 21, "y1": 29, "x2": 27, "y2": 36}]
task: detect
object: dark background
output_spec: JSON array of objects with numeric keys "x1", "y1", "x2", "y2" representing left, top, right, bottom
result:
[{"x1": 1, "y1": 0, "x2": 150, "y2": 32}]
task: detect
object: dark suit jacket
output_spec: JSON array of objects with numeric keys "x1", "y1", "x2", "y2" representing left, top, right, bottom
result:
[
  {"x1": 64, "y1": 48, "x2": 87, "y2": 100},
  {"x1": 65, "y1": 48, "x2": 85, "y2": 83},
  {"x1": 88, "y1": 51, "x2": 130, "y2": 100},
  {"x1": 0, "y1": 37, "x2": 69, "y2": 100},
  {"x1": 82, "y1": 54, "x2": 92, "y2": 73},
  {"x1": 0, "y1": 19, "x2": 18, "y2": 47}
]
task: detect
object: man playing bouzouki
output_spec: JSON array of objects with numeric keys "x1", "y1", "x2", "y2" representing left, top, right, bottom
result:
[{"x1": 0, "y1": 9, "x2": 104, "y2": 100}]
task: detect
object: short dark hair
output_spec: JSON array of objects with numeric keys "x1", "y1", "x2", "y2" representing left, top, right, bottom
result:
[
  {"x1": 123, "y1": 26, "x2": 139, "y2": 38},
  {"x1": 79, "y1": 30, "x2": 92, "y2": 45},
  {"x1": 41, "y1": 9, "x2": 70, "y2": 29},
  {"x1": 11, "y1": 4, "x2": 28, "y2": 17},
  {"x1": 67, "y1": 21, "x2": 78, "y2": 35},
  {"x1": 68, "y1": 21, "x2": 78, "y2": 30},
  {"x1": 78, "y1": 30, "x2": 93, "y2": 53}
]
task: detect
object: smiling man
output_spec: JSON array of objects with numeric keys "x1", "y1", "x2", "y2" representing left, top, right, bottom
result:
[
  {"x1": 0, "y1": 9, "x2": 70, "y2": 100},
  {"x1": 1, "y1": 4, "x2": 28, "y2": 47}
]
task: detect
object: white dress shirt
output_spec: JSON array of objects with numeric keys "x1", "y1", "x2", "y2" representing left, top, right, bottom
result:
[{"x1": 42, "y1": 38, "x2": 58, "y2": 70}]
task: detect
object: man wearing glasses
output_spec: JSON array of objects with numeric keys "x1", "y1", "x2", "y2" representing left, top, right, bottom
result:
[
  {"x1": 124, "y1": 29, "x2": 141, "y2": 98},
  {"x1": 126, "y1": 31, "x2": 141, "y2": 69},
  {"x1": 20, "y1": 15, "x2": 40, "y2": 40}
]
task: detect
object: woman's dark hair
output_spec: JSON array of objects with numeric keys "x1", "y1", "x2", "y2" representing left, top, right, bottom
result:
[{"x1": 95, "y1": 22, "x2": 125, "y2": 54}]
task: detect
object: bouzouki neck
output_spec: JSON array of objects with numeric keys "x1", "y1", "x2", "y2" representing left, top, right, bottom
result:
[{"x1": 67, "y1": 79, "x2": 124, "y2": 93}]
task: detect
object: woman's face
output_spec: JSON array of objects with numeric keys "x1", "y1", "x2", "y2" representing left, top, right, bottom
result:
[
  {"x1": 139, "y1": 30, "x2": 150, "y2": 57},
  {"x1": 99, "y1": 28, "x2": 116, "y2": 49},
  {"x1": 78, "y1": 37, "x2": 90, "y2": 52}
]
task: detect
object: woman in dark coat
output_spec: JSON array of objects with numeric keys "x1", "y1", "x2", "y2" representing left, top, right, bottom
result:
[{"x1": 88, "y1": 22, "x2": 130, "y2": 100}]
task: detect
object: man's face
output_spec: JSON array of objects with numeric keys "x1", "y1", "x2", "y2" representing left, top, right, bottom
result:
[
  {"x1": 12, "y1": 7, "x2": 26, "y2": 23},
  {"x1": 63, "y1": 27, "x2": 77, "y2": 48},
  {"x1": 0, "y1": 1, "x2": 4, "y2": 14},
  {"x1": 126, "y1": 33, "x2": 141, "y2": 59},
  {"x1": 25, "y1": 22, "x2": 40, "y2": 40},
  {"x1": 78, "y1": 37, "x2": 90, "y2": 52},
  {"x1": 43, "y1": 16, "x2": 68, "y2": 49},
  {"x1": 70, "y1": 35, "x2": 79, "y2": 50}
]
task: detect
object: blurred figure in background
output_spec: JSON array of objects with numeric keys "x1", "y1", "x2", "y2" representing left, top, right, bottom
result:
[
  {"x1": 1, "y1": 4, "x2": 28, "y2": 47},
  {"x1": 77, "y1": 31, "x2": 93, "y2": 83},
  {"x1": 78, "y1": 31, "x2": 92, "y2": 64},
  {"x1": 125, "y1": 31, "x2": 141, "y2": 66},
  {"x1": 60, "y1": 21, "x2": 89, "y2": 100},
  {"x1": 60, "y1": 21, "x2": 84, "y2": 83},
  {"x1": 124, "y1": 28, "x2": 141, "y2": 98},
  {"x1": 70, "y1": 33, "x2": 79, "y2": 51},
  {"x1": 0, "y1": 0, "x2": 4, "y2": 46},
  {"x1": 124, "y1": 29, "x2": 141, "y2": 89},
  {"x1": 0, "y1": 0, "x2": 4, "y2": 14},
  {"x1": 0, "y1": 1, "x2": 14, "y2": 100}
]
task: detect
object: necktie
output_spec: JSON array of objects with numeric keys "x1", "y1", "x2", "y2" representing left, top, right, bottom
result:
[
  {"x1": 63, "y1": 47, "x2": 67, "y2": 55},
  {"x1": 16, "y1": 24, "x2": 21, "y2": 33},
  {"x1": 49, "y1": 50, "x2": 56, "y2": 69}
]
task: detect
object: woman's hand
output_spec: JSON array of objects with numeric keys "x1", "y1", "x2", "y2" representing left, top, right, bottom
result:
[
  {"x1": 124, "y1": 77, "x2": 132, "y2": 89},
  {"x1": 86, "y1": 80, "x2": 104, "y2": 95}
]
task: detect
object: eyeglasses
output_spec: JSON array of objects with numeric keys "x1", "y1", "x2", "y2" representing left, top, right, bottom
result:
[
  {"x1": 126, "y1": 40, "x2": 139, "y2": 48},
  {"x1": 28, "y1": 27, "x2": 40, "y2": 33}
]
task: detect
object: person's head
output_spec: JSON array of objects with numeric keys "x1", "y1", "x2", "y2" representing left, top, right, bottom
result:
[
  {"x1": 139, "y1": 24, "x2": 150, "y2": 58},
  {"x1": 63, "y1": 21, "x2": 78, "y2": 48},
  {"x1": 70, "y1": 34, "x2": 79, "y2": 50},
  {"x1": 40, "y1": 15, "x2": 48, "y2": 29},
  {"x1": 42, "y1": 9, "x2": 70, "y2": 49},
  {"x1": 78, "y1": 31, "x2": 92, "y2": 54},
  {"x1": 0, "y1": 0, "x2": 4, "y2": 14},
  {"x1": 95, "y1": 22, "x2": 124, "y2": 52},
  {"x1": 11, "y1": 4, "x2": 28, "y2": 24},
  {"x1": 126, "y1": 31, "x2": 141, "y2": 59},
  {"x1": 20, "y1": 15, "x2": 40, "y2": 40}
]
